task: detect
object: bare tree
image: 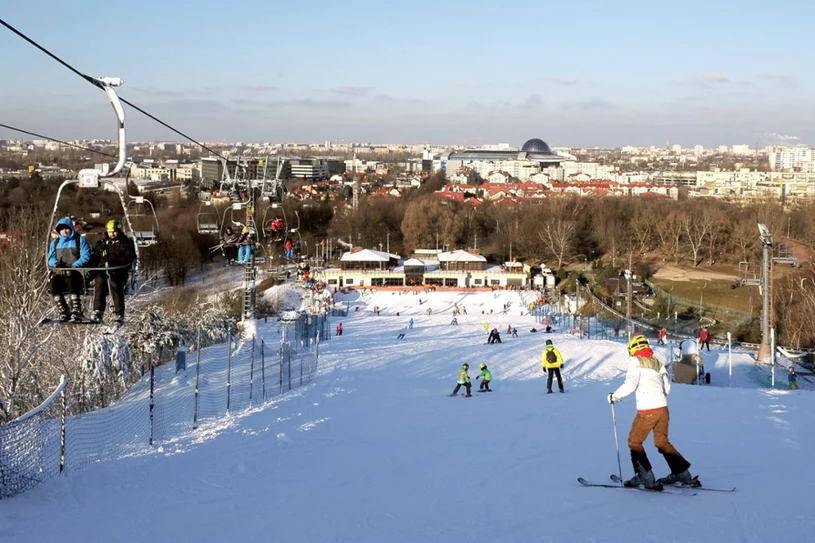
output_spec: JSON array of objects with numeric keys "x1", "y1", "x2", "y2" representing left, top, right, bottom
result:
[
  {"x1": 629, "y1": 208, "x2": 655, "y2": 257},
  {"x1": 704, "y1": 207, "x2": 729, "y2": 265},
  {"x1": 655, "y1": 209, "x2": 686, "y2": 263},
  {"x1": 0, "y1": 209, "x2": 54, "y2": 422},
  {"x1": 683, "y1": 212, "x2": 712, "y2": 266},
  {"x1": 537, "y1": 198, "x2": 582, "y2": 268}
]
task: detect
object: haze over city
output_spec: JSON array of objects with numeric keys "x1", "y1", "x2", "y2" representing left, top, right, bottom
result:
[{"x1": 1, "y1": 0, "x2": 813, "y2": 147}]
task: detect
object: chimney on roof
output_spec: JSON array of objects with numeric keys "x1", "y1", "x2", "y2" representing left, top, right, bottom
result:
[
  {"x1": 351, "y1": 246, "x2": 363, "y2": 253},
  {"x1": 467, "y1": 248, "x2": 480, "y2": 255}
]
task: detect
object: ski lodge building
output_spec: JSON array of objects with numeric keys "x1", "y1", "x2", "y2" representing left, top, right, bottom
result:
[{"x1": 315, "y1": 247, "x2": 529, "y2": 289}]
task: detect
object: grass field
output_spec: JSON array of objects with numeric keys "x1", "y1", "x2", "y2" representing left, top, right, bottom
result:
[{"x1": 648, "y1": 276, "x2": 757, "y2": 317}]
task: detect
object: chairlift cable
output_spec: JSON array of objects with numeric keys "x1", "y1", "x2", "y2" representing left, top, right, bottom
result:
[
  {"x1": 0, "y1": 122, "x2": 117, "y2": 158},
  {"x1": 0, "y1": 17, "x2": 228, "y2": 161}
]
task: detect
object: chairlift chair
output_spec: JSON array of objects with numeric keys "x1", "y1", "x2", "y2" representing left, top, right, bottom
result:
[
  {"x1": 126, "y1": 195, "x2": 160, "y2": 247},
  {"x1": 218, "y1": 159, "x2": 252, "y2": 204},
  {"x1": 44, "y1": 75, "x2": 141, "y2": 324},
  {"x1": 261, "y1": 202, "x2": 287, "y2": 241},
  {"x1": 196, "y1": 201, "x2": 221, "y2": 235},
  {"x1": 260, "y1": 157, "x2": 285, "y2": 203}
]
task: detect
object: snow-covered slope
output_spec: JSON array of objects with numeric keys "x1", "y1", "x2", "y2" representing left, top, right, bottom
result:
[{"x1": 3, "y1": 289, "x2": 813, "y2": 543}]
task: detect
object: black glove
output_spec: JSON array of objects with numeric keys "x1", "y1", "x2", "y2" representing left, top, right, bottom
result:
[{"x1": 53, "y1": 261, "x2": 67, "y2": 268}]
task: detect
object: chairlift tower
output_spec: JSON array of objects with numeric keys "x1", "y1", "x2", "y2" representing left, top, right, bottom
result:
[
  {"x1": 239, "y1": 159, "x2": 257, "y2": 322},
  {"x1": 758, "y1": 224, "x2": 773, "y2": 358},
  {"x1": 351, "y1": 150, "x2": 359, "y2": 211}
]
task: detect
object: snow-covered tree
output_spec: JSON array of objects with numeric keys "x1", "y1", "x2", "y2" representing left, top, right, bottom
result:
[{"x1": 0, "y1": 209, "x2": 53, "y2": 422}]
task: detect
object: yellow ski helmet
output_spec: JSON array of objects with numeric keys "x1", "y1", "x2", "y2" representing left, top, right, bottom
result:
[
  {"x1": 628, "y1": 334, "x2": 650, "y2": 355},
  {"x1": 106, "y1": 219, "x2": 121, "y2": 233},
  {"x1": 479, "y1": 362, "x2": 486, "y2": 369}
]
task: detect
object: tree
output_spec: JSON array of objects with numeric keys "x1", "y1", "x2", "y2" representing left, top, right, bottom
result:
[
  {"x1": 537, "y1": 197, "x2": 583, "y2": 269},
  {"x1": 655, "y1": 208, "x2": 685, "y2": 263},
  {"x1": 400, "y1": 199, "x2": 459, "y2": 254},
  {"x1": 0, "y1": 209, "x2": 54, "y2": 422},
  {"x1": 682, "y1": 212, "x2": 712, "y2": 266},
  {"x1": 629, "y1": 207, "x2": 655, "y2": 257}
]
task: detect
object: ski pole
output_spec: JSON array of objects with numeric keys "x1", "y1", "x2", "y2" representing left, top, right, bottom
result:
[{"x1": 610, "y1": 401, "x2": 623, "y2": 486}]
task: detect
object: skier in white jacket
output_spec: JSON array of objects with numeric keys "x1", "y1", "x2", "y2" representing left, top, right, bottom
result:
[{"x1": 608, "y1": 334, "x2": 694, "y2": 489}]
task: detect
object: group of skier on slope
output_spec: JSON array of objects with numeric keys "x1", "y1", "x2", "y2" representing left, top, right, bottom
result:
[{"x1": 446, "y1": 329, "x2": 700, "y2": 490}]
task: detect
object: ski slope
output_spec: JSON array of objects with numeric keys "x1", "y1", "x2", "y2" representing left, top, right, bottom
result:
[{"x1": 2, "y1": 288, "x2": 813, "y2": 543}]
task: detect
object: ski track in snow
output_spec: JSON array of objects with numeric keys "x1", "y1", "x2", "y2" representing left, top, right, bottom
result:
[{"x1": 3, "y1": 287, "x2": 814, "y2": 542}]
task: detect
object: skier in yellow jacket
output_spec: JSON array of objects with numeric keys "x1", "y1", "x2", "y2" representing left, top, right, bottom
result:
[
  {"x1": 541, "y1": 339, "x2": 565, "y2": 393},
  {"x1": 450, "y1": 363, "x2": 472, "y2": 397}
]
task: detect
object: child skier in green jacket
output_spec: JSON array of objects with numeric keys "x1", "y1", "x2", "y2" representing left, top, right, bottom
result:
[
  {"x1": 476, "y1": 362, "x2": 492, "y2": 392},
  {"x1": 450, "y1": 363, "x2": 472, "y2": 397}
]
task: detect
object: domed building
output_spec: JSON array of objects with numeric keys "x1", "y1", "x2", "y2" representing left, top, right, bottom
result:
[
  {"x1": 520, "y1": 138, "x2": 552, "y2": 154},
  {"x1": 440, "y1": 138, "x2": 570, "y2": 181}
]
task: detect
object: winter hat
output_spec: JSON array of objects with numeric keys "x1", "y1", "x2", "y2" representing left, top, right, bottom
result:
[
  {"x1": 55, "y1": 217, "x2": 74, "y2": 233},
  {"x1": 479, "y1": 362, "x2": 487, "y2": 369},
  {"x1": 546, "y1": 339, "x2": 553, "y2": 346}
]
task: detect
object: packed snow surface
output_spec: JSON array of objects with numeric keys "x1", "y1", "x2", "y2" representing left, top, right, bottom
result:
[{"x1": 3, "y1": 288, "x2": 813, "y2": 542}]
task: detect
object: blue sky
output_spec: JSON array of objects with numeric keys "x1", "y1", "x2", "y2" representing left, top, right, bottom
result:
[{"x1": 1, "y1": 0, "x2": 812, "y2": 147}]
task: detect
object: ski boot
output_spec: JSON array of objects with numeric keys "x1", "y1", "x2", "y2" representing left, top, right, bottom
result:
[
  {"x1": 54, "y1": 295, "x2": 70, "y2": 322},
  {"x1": 625, "y1": 469, "x2": 662, "y2": 490},
  {"x1": 90, "y1": 310, "x2": 103, "y2": 323},
  {"x1": 657, "y1": 470, "x2": 695, "y2": 486},
  {"x1": 69, "y1": 294, "x2": 85, "y2": 323}
]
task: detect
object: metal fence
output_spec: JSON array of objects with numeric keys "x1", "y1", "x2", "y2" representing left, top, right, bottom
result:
[{"x1": 0, "y1": 312, "x2": 329, "y2": 500}]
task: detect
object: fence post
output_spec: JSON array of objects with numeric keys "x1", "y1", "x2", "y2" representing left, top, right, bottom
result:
[
  {"x1": 279, "y1": 342, "x2": 284, "y2": 394},
  {"x1": 193, "y1": 324, "x2": 201, "y2": 430},
  {"x1": 149, "y1": 364, "x2": 155, "y2": 446},
  {"x1": 261, "y1": 339, "x2": 266, "y2": 402},
  {"x1": 249, "y1": 336, "x2": 256, "y2": 406},
  {"x1": 59, "y1": 383, "x2": 67, "y2": 474},
  {"x1": 315, "y1": 331, "x2": 320, "y2": 378},
  {"x1": 227, "y1": 334, "x2": 233, "y2": 414}
]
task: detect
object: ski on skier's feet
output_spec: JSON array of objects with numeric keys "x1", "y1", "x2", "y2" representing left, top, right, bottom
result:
[
  {"x1": 577, "y1": 478, "x2": 693, "y2": 494},
  {"x1": 612, "y1": 474, "x2": 735, "y2": 493},
  {"x1": 608, "y1": 474, "x2": 699, "y2": 494},
  {"x1": 40, "y1": 317, "x2": 97, "y2": 326}
]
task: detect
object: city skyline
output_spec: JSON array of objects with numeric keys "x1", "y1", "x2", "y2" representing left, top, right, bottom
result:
[{"x1": 1, "y1": 0, "x2": 813, "y2": 148}]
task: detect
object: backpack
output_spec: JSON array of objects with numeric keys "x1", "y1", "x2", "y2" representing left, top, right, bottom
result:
[{"x1": 546, "y1": 349, "x2": 558, "y2": 365}]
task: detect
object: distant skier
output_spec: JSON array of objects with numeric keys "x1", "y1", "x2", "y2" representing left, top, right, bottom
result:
[
  {"x1": 607, "y1": 334, "x2": 695, "y2": 489},
  {"x1": 450, "y1": 363, "x2": 472, "y2": 397},
  {"x1": 658, "y1": 327, "x2": 668, "y2": 345},
  {"x1": 699, "y1": 328, "x2": 711, "y2": 351},
  {"x1": 336, "y1": 322, "x2": 343, "y2": 336},
  {"x1": 450, "y1": 317, "x2": 458, "y2": 325},
  {"x1": 409, "y1": 318, "x2": 414, "y2": 329},
  {"x1": 512, "y1": 327, "x2": 518, "y2": 337},
  {"x1": 541, "y1": 339, "x2": 564, "y2": 393},
  {"x1": 788, "y1": 366, "x2": 800, "y2": 390},
  {"x1": 487, "y1": 328, "x2": 502, "y2": 344},
  {"x1": 396, "y1": 327, "x2": 406, "y2": 340},
  {"x1": 476, "y1": 362, "x2": 492, "y2": 392}
]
